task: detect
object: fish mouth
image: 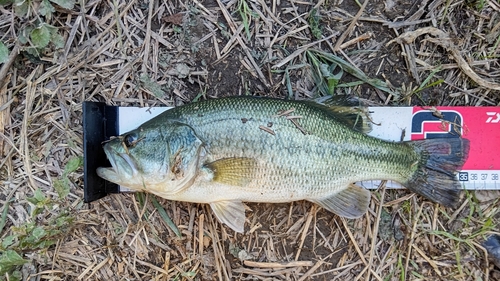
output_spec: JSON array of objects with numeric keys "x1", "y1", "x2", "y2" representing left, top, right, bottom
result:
[
  {"x1": 97, "y1": 145, "x2": 139, "y2": 184},
  {"x1": 96, "y1": 166, "x2": 119, "y2": 183},
  {"x1": 97, "y1": 145, "x2": 120, "y2": 183}
]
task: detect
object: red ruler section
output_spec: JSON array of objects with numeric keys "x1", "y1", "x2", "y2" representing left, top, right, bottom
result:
[{"x1": 411, "y1": 107, "x2": 500, "y2": 189}]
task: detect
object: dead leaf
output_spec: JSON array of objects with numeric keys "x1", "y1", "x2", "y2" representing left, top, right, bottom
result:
[
  {"x1": 167, "y1": 63, "x2": 190, "y2": 78},
  {"x1": 163, "y1": 13, "x2": 183, "y2": 25}
]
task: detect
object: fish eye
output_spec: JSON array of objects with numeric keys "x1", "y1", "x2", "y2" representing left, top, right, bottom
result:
[{"x1": 123, "y1": 133, "x2": 138, "y2": 148}]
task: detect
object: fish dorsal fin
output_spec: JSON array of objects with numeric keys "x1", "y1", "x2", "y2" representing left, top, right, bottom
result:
[
  {"x1": 309, "y1": 95, "x2": 372, "y2": 133},
  {"x1": 314, "y1": 94, "x2": 362, "y2": 107},
  {"x1": 209, "y1": 201, "x2": 246, "y2": 233},
  {"x1": 310, "y1": 184, "x2": 371, "y2": 218},
  {"x1": 205, "y1": 157, "x2": 257, "y2": 187}
]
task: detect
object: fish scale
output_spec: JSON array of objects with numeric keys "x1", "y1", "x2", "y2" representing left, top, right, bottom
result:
[{"x1": 98, "y1": 96, "x2": 470, "y2": 233}]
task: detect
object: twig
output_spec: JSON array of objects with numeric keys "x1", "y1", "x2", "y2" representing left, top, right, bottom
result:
[
  {"x1": 334, "y1": 0, "x2": 369, "y2": 51},
  {"x1": 0, "y1": 42, "x2": 20, "y2": 90},
  {"x1": 275, "y1": 108, "x2": 295, "y2": 117},
  {"x1": 403, "y1": 43, "x2": 421, "y2": 83},
  {"x1": 272, "y1": 33, "x2": 338, "y2": 69},
  {"x1": 339, "y1": 32, "x2": 372, "y2": 50},
  {"x1": 162, "y1": 252, "x2": 170, "y2": 281},
  {"x1": 340, "y1": 217, "x2": 383, "y2": 280},
  {"x1": 21, "y1": 67, "x2": 41, "y2": 192},
  {"x1": 295, "y1": 205, "x2": 315, "y2": 260},
  {"x1": 259, "y1": 125, "x2": 276, "y2": 135},
  {"x1": 198, "y1": 213, "x2": 205, "y2": 258},
  {"x1": 404, "y1": 202, "x2": 425, "y2": 281},
  {"x1": 63, "y1": 15, "x2": 83, "y2": 59},
  {"x1": 365, "y1": 182, "x2": 386, "y2": 281},
  {"x1": 0, "y1": 77, "x2": 10, "y2": 156},
  {"x1": 412, "y1": 244, "x2": 442, "y2": 276},
  {"x1": 387, "y1": 27, "x2": 500, "y2": 91},
  {"x1": 384, "y1": 18, "x2": 433, "y2": 29},
  {"x1": 141, "y1": 0, "x2": 154, "y2": 75},
  {"x1": 297, "y1": 259, "x2": 324, "y2": 281},
  {"x1": 471, "y1": 241, "x2": 489, "y2": 281},
  {"x1": 216, "y1": 0, "x2": 270, "y2": 88},
  {"x1": 288, "y1": 118, "x2": 309, "y2": 135},
  {"x1": 243, "y1": 260, "x2": 314, "y2": 268}
]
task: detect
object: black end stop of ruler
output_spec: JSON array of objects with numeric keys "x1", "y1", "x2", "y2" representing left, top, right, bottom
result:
[{"x1": 83, "y1": 101, "x2": 120, "y2": 203}]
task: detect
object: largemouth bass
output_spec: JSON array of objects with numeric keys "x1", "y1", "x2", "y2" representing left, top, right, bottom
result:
[{"x1": 97, "y1": 96, "x2": 470, "y2": 233}]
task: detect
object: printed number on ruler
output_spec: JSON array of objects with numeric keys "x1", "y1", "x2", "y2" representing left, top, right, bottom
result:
[{"x1": 459, "y1": 170, "x2": 499, "y2": 190}]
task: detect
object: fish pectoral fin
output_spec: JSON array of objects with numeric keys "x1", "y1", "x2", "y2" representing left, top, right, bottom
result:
[
  {"x1": 310, "y1": 184, "x2": 371, "y2": 218},
  {"x1": 205, "y1": 158, "x2": 257, "y2": 187},
  {"x1": 209, "y1": 201, "x2": 246, "y2": 233}
]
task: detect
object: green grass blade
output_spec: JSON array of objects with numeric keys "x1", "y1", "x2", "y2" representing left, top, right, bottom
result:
[
  {"x1": 285, "y1": 68, "x2": 293, "y2": 99},
  {"x1": 0, "y1": 201, "x2": 9, "y2": 234},
  {"x1": 307, "y1": 8, "x2": 322, "y2": 40},
  {"x1": 238, "y1": 0, "x2": 252, "y2": 40},
  {"x1": 308, "y1": 49, "x2": 397, "y2": 97},
  {"x1": 150, "y1": 196, "x2": 182, "y2": 238},
  {"x1": 413, "y1": 66, "x2": 443, "y2": 94}
]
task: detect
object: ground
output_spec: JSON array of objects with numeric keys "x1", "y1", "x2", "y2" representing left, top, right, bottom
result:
[{"x1": 0, "y1": 0, "x2": 500, "y2": 280}]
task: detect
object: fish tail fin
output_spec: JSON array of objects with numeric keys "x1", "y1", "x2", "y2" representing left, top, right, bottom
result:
[{"x1": 405, "y1": 138, "x2": 470, "y2": 208}]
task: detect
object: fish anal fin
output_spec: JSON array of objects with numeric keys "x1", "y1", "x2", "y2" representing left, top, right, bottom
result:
[
  {"x1": 310, "y1": 184, "x2": 370, "y2": 218},
  {"x1": 205, "y1": 157, "x2": 257, "y2": 187},
  {"x1": 209, "y1": 201, "x2": 246, "y2": 233}
]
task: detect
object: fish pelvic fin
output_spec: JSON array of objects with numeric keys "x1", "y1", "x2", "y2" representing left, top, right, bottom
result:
[
  {"x1": 205, "y1": 157, "x2": 257, "y2": 187},
  {"x1": 405, "y1": 138, "x2": 470, "y2": 208},
  {"x1": 310, "y1": 184, "x2": 370, "y2": 218},
  {"x1": 308, "y1": 96, "x2": 372, "y2": 133},
  {"x1": 209, "y1": 201, "x2": 246, "y2": 233}
]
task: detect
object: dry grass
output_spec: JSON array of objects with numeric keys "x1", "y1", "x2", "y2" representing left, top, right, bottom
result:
[{"x1": 1, "y1": 0, "x2": 500, "y2": 280}]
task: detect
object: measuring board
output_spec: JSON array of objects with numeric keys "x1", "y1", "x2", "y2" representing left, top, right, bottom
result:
[{"x1": 83, "y1": 102, "x2": 500, "y2": 202}]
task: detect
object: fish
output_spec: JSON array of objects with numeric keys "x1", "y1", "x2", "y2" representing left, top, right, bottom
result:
[{"x1": 97, "y1": 96, "x2": 470, "y2": 233}]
